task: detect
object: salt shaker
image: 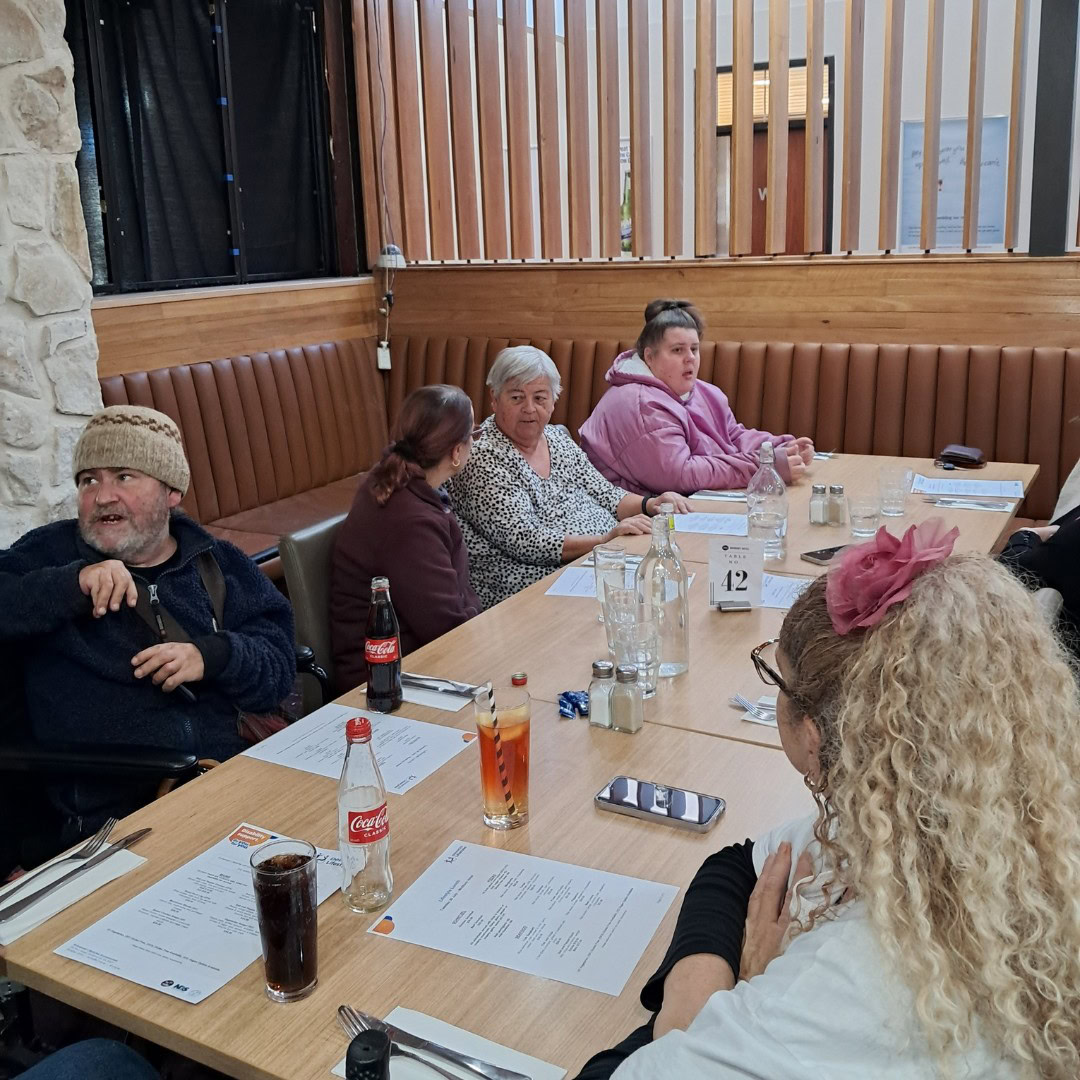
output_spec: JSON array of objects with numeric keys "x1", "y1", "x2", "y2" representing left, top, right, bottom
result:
[
  {"x1": 588, "y1": 660, "x2": 615, "y2": 729},
  {"x1": 809, "y1": 483, "x2": 828, "y2": 526},
  {"x1": 827, "y1": 484, "x2": 846, "y2": 527},
  {"x1": 610, "y1": 664, "x2": 644, "y2": 734}
]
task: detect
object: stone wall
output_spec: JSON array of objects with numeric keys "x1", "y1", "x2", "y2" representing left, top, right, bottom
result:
[{"x1": 0, "y1": 0, "x2": 100, "y2": 545}]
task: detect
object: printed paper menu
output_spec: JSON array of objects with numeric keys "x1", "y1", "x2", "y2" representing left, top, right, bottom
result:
[
  {"x1": 368, "y1": 842, "x2": 677, "y2": 995},
  {"x1": 55, "y1": 823, "x2": 340, "y2": 1003},
  {"x1": 244, "y1": 703, "x2": 476, "y2": 793}
]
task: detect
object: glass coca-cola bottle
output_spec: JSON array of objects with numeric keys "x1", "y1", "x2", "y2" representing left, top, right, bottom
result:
[
  {"x1": 338, "y1": 716, "x2": 393, "y2": 913},
  {"x1": 365, "y1": 576, "x2": 402, "y2": 712}
]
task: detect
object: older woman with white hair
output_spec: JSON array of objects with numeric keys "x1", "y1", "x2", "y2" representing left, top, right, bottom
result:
[{"x1": 448, "y1": 346, "x2": 689, "y2": 609}]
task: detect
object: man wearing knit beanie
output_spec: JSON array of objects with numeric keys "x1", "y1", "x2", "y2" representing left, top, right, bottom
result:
[{"x1": 0, "y1": 406, "x2": 295, "y2": 868}]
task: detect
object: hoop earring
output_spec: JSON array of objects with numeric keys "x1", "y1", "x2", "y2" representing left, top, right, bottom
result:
[{"x1": 451, "y1": 457, "x2": 461, "y2": 470}]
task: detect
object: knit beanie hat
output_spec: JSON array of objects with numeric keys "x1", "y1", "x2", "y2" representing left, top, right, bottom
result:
[{"x1": 72, "y1": 405, "x2": 190, "y2": 495}]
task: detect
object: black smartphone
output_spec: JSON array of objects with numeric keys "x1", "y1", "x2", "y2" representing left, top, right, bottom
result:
[
  {"x1": 800, "y1": 544, "x2": 848, "y2": 565},
  {"x1": 595, "y1": 776, "x2": 725, "y2": 832}
]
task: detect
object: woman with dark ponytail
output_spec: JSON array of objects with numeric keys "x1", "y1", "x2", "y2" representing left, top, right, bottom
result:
[
  {"x1": 330, "y1": 385, "x2": 481, "y2": 692},
  {"x1": 579, "y1": 299, "x2": 815, "y2": 495}
]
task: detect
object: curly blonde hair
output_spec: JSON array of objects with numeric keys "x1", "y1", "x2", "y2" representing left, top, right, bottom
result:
[{"x1": 779, "y1": 555, "x2": 1080, "y2": 1078}]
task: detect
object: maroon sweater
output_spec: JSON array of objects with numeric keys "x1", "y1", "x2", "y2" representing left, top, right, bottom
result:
[{"x1": 330, "y1": 471, "x2": 481, "y2": 692}]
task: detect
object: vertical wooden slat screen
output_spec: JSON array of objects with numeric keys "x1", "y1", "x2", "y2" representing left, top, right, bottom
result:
[
  {"x1": 694, "y1": 0, "x2": 717, "y2": 256},
  {"x1": 534, "y1": 0, "x2": 563, "y2": 258},
  {"x1": 564, "y1": 0, "x2": 592, "y2": 257},
  {"x1": 804, "y1": 0, "x2": 825, "y2": 254},
  {"x1": 446, "y1": 0, "x2": 480, "y2": 258},
  {"x1": 366, "y1": 0, "x2": 405, "y2": 256},
  {"x1": 629, "y1": 0, "x2": 653, "y2": 257},
  {"x1": 663, "y1": 0, "x2": 685, "y2": 255},
  {"x1": 840, "y1": 0, "x2": 865, "y2": 252},
  {"x1": 349, "y1": 0, "x2": 381, "y2": 266},
  {"x1": 391, "y1": 0, "x2": 427, "y2": 260},
  {"x1": 766, "y1": 0, "x2": 789, "y2": 255},
  {"x1": 503, "y1": 0, "x2": 534, "y2": 258},
  {"x1": 920, "y1": 0, "x2": 945, "y2": 251},
  {"x1": 1007, "y1": 0, "x2": 1028, "y2": 250},
  {"x1": 963, "y1": 0, "x2": 988, "y2": 251},
  {"x1": 418, "y1": 0, "x2": 454, "y2": 258},
  {"x1": 473, "y1": 0, "x2": 508, "y2": 259},
  {"x1": 878, "y1": 0, "x2": 905, "y2": 252},
  {"x1": 729, "y1": 1, "x2": 753, "y2": 256},
  {"x1": 597, "y1": 0, "x2": 621, "y2": 257}
]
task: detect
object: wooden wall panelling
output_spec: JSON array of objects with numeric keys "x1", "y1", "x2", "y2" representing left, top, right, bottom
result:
[
  {"x1": 663, "y1": 0, "x2": 685, "y2": 255},
  {"x1": 419, "y1": 0, "x2": 456, "y2": 258},
  {"x1": 766, "y1": 0, "x2": 789, "y2": 255},
  {"x1": 473, "y1": 0, "x2": 508, "y2": 258},
  {"x1": 349, "y1": 0, "x2": 382, "y2": 266},
  {"x1": 628, "y1": 0, "x2": 653, "y2": 256},
  {"x1": 564, "y1": 0, "x2": 592, "y2": 257},
  {"x1": 503, "y1": 0, "x2": 535, "y2": 258},
  {"x1": 804, "y1": 0, "x2": 825, "y2": 254},
  {"x1": 694, "y1": 0, "x2": 718, "y2": 255},
  {"x1": 391, "y1": 0, "x2": 429, "y2": 260},
  {"x1": 597, "y1": 0, "x2": 621, "y2": 257},
  {"x1": 534, "y1": 0, "x2": 564, "y2": 258},
  {"x1": 920, "y1": 0, "x2": 945, "y2": 251},
  {"x1": 1007, "y1": 0, "x2": 1028, "y2": 250},
  {"x1": 841, "y1": 0, "x2": 865, "y2": 252},
  {"x1": 729, "y1": 0, "x2": 753, "y2": 256},
  {"x1": 963, "y1": 0, "x2": 988, "y2": 251},
  {"x1": 446, "y1": 0, "x2": 481, "y2": 258},
  {"x1": 93, "y1": 280, "x2": 379, "y2": 377},
  {"x1": 878, "y1": 0, "x2": 905, "y2": 252},
  {"x1": 365, "y1": 0, "x2": 405, "y2": 256}
]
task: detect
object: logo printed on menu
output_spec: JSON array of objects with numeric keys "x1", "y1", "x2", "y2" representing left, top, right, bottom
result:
[
  {"x1": 365, "y1": 637, "x2": 399, "y2": 663},
  {"x1": 348, "y1": 804, "x2": 389, "y2": 844}
]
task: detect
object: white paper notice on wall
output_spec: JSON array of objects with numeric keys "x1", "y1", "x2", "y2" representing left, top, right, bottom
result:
[{"x1": 708, "y1": 538, "x2": 763, "y2": 610}]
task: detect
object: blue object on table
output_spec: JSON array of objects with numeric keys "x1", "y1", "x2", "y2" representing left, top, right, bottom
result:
[{"x1": 558, "y1": 691, "x2": 590, "y2": 719}]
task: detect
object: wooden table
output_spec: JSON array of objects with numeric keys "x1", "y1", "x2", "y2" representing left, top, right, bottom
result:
[{"x1": 2, "y1": 699, "x2": 811, "y2": 1078}]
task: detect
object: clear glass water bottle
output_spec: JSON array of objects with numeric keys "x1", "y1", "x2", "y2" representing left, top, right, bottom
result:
[
  {"x1": 588, "y1": 660, "x2": 614, "y2": 728},
  {"x1": 746, "y1": 442, "x2": 788, "y2": 561},
  {"x1": 635, "y1": 515, "x2": 690, "y2": 677},
  {"x1": 657, "y1": 502, "x2": 683, "y2": 562}
]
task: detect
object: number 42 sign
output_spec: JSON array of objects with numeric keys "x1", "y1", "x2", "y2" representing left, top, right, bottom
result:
[{"x1": 708, "y1": 538, "x2": 764, "y2": 610}]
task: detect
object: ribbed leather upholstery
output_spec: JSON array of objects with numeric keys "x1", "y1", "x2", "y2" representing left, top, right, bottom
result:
[
  {"x1": 387, "y1": 336, "x2": 1080, "y2": 522},
  {"x1": 99, "y1": 339, "x2": 387, "y2": 575}
]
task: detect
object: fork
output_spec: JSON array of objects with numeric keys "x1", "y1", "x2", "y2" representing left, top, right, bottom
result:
[
  {"x1": 0, "y1": 816, "x2": 118, "y2": 904},
  {"x1": 337, "y1": 1005, "x2": 459, "y2": 1080},
  {"x1": 730, "y1": 694, "x2": 776, "y2": 723}
]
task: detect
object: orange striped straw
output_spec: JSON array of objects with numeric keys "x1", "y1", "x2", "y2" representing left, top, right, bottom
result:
[{"x1": 485, "y1": 682, "x2": 516, "y2": 815}]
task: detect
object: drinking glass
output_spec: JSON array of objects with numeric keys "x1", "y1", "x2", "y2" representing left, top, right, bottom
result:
[
  {"x1": 250, "y1": 839, "x2": 318, "y2": 1003},
  {"x1": 879, "y1": 466, "x2": 913, "y2": 517},
  {"x1": 473, "y1": 687, "x2": 530, "y2": 829},
  {"x1": 593, "y1": 544, "x2": 626, "y2": 623},
  {"x1": 614, "y1": 620, "x2": 659, "y2": 697},
  {"x1": 848, "y1": 496, "x2": 882, "y2": 538},
  {"x1": 603, "y1": 583, "x2": 640, "y2": 655}
]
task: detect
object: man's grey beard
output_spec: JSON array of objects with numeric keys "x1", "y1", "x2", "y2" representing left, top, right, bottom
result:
[{"x1": 78, "y1": 500, "x2": 172, "y2": 564}]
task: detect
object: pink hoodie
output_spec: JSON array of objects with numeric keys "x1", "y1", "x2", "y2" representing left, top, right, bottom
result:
[{"x1": 578, "y1": 350, "x2": 796, "y2": 495}]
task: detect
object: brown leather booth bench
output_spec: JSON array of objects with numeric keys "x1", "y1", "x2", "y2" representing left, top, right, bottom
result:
[
  {"x1": 387, "y1": 335, "x2": 1080, "y2": 525},
  {"x1": 99, "y1": 339, "x2": 387, "y2": 579}
]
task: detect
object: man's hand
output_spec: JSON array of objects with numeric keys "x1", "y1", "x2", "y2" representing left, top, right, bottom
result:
[
  {"x1": 132, "y1": 642, "x2": 205, "y2": 692},
  {"x1": 79, "y1": 560, "x2": 137, "y2": 618},
  {"x1": 607, "y1": 515, "x2": 652, "y2": 540},
  {"x1": 653, "y1": 953, "x2": 735, "y2": 1039},
  {"x1": 648, "y1": 492, "x2": 692, "y2": 515},
  {"x1": 739, "y1": 844, "x2": 814, "y2": 981}
]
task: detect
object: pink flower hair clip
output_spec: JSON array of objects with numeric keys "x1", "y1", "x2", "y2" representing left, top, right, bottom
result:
[{"x1": 825, "y1": 518, "x2": 959, "y2": 635}]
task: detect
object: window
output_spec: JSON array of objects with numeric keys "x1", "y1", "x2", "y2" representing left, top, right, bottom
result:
[{"x1": 66, "y1": 0, "x2": 363, "y2": 293}]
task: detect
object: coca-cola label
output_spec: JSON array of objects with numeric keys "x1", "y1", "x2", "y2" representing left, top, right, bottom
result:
[
  {"x1": 365, "y1": 637, "x2": 399, "y2": 664},
  {"x1": 348, "y1": 804, "x2": 389, "y2": 844}
]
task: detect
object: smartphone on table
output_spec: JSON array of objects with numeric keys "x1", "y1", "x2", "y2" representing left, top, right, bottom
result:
[
  {"x1": 595, "y1": 776, "x2": 725, "y2": 832},
  {"x1": 800, "y1": 544, "x2": 848, "y2": 565}
]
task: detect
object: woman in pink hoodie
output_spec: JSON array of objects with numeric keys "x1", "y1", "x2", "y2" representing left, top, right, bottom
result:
[{"x1": 579, "y1": 300, "x2": 815, "y2": 495}]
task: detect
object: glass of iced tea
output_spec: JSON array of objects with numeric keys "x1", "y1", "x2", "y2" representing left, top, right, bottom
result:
[
  {"x1": 250, "y1": 839, "x2": 318, "y2": 1003},
  {"x1": 473, "y1": 687, "x2": 530, "y2": 829}
]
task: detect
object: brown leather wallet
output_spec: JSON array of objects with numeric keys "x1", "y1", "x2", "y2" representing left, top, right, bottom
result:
[{"x1": 938, "y1": 444, "x2": 986, "y2": 468}]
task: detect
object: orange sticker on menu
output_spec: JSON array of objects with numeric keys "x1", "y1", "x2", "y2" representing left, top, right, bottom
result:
[
  {"x1": 228, "y1": 825, "x2": 274, "y2": 848},
  {"x1": 462, "y1": 732, "x2": 476, "y2": 742},
  {"x1": 372, "y1": 916, "x2": 395, "y2": 935}
]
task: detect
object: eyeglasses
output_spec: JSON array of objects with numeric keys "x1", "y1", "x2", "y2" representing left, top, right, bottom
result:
[{"x1": 751, "y1": 638, "x2": 791, "y2": 698}]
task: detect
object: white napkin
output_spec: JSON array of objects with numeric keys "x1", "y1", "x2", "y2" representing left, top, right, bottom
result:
[
  {"x1": 332, "y1": 1006, "x2": 565, "y2": 1079},
  {"x1": 0, "y1": 843, "x2": 146, "y2": 945},
  {"x1": 401, "y1": 685, "x2": 471, "y2": 712}
]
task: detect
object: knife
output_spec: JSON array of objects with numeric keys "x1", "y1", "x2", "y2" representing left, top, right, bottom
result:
[
  {"x1": 928, "y1": 498, "x2": 1014, "y2": 511},
  {"x1": 0, "y1": 828, "x2": 151, "y2": 924},
  {"x1": 401, "y1": 673, "x2": 481, "y2": 696},
  {"x1": 376, "y1": 1016, "x2": 531, "y2": 1080}
]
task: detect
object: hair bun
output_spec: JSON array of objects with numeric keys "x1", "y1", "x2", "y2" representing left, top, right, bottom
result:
[{"x1": 644, "y1": 298, "x2": 691, "y2": 322}]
